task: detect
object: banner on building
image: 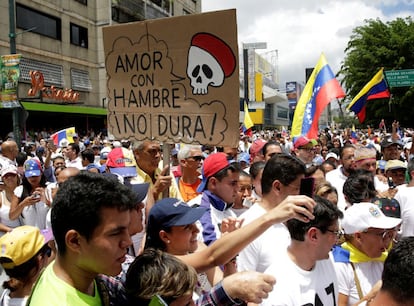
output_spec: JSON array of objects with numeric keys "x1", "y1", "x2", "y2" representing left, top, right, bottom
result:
[
  {"x1": 0, "y1": 54, "x2": 22, "y2": 108},
  {"x1": 102, "y1": 9, "x2": 239, "y2": 147}
]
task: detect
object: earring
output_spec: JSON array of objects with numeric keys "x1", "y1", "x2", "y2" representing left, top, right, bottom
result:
[{"x1": 167, "y1": 240, "x2": 171, "y2": 244}]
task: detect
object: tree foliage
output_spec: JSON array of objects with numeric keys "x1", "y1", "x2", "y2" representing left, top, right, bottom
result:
[{"x1": 339, "y1": 17, "x2": 414, "y2": 128}]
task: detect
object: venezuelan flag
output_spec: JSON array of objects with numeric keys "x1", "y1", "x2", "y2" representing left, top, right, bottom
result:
[
  {"x1": 291, "y1": 53, "x2": 345, "y2": 139},
  {"x1": 51, "y1": 127, "x2": 76, "y2": 146},
  {"x1": 347, "y1": 68, "x2": 390, "y2": 123},
  {"x1": 241, "y1": 102, "x2": 254, "y2": 136}
]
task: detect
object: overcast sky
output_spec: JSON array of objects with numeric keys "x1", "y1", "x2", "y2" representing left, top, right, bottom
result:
[{"x1": 202, "y1": 0, "x2": 413, "y2": 92}]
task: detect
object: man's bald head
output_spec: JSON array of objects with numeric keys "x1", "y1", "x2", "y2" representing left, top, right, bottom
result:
[
  {"x1": 1, "y1": 141, "x2": 18, "y2": 161},
  {"x1": 57, "y1": 167, "x2": 80, "y2": 184}
]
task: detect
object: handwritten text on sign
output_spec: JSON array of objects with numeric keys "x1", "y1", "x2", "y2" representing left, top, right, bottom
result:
[{"x1": 103, "y1": 10, "x2": 239, "y2": 146}]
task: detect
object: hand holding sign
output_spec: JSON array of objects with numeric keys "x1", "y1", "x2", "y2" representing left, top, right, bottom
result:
[{"x1": 153, "y1": 165, "x2": 172, "y2": 199}]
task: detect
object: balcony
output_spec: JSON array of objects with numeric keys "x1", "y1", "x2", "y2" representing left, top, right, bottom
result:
[{"x1": 112, "y1": 0, "x2": 170, "y2": 23}]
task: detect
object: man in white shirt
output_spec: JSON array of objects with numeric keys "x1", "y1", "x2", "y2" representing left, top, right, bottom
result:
[
  {"x1": 64, "y1": 143, "x2": 83, "y2": 169},
  {"x1": 326, "y1": 144, "x2": 356, "y2": 212},
  {"x1": 262, "y1": 197, "x2": 343, "y2": 306},
  {"x1": 237, "y1": 153, "x2": 306, "y2": 273}
]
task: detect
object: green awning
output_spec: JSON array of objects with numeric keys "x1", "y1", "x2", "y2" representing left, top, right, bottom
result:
[{"x1": 21, "y1": 102, "x2": 107, "y2": 116}]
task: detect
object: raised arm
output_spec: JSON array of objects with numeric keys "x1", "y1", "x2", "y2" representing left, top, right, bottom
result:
[{"x1": 178, "y1": 195, "x2": 315, "y2": 272}]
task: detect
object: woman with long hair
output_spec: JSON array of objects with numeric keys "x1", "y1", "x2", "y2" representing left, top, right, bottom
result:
[{"x1": 9, "y1": 159, "x2": 49, "y2": 229}]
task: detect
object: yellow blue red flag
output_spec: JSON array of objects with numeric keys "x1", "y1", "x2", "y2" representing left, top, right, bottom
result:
[
  {"x1": 51, "y1": 127, "x2": 76, "y2": 146},
  {"x1": 347, "y1": 68, "x2": 390, "y2": 123},
  {"x1": 291, "y1": 53, "x2": 345, "y2": 139}
]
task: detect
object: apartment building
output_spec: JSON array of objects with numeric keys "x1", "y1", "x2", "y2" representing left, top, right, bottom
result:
[{"x1": 0, "y1": 0, "x2": 201, "y2": 137}]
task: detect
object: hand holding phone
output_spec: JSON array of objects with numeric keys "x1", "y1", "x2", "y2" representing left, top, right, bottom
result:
[{"x1": 300, "y1": 177, "x2": 315, "y2": 198}]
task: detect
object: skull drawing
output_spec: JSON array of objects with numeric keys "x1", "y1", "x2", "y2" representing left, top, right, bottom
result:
[
  {"x1": 186, "y1": 33, "x2": 236, "y2": 95},
  {"x1": 187, "y1": 46, "x2": 224, "y2": 95}
]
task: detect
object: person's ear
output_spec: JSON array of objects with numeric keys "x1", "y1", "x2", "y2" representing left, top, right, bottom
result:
[
  {"x1": 65, "y1": 229, "x2": 82, "y2": 253},
  {"x1": 308, "y1": 227, "x2": 318, "y2": 242},
  {"x1": 272, "y1": 180, "x2": 281, "y2": 192},
  {"x1": 159, "y1": 230, "x2": 170, "y2": 244}
]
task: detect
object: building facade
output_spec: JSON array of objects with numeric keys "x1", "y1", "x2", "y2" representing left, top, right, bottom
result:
[{"x1": 0, "y1": 0, "x2": 201, "y2": 139}]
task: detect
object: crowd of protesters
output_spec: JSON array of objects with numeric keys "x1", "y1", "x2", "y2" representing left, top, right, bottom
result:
[{"x1": 0, "y1": 118, "x2": 412, "y2": 305}]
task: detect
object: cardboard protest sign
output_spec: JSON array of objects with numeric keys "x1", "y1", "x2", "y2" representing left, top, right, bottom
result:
[{"x1": 103, "y1": 9, "x2": 239, "y2": 147}]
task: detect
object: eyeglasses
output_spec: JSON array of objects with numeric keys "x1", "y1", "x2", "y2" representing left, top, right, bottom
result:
[
  {"x1": 362, "y1": 229, "x2": 395, "y2": 241},
  {"x1": 325, "y1": 229, "x2": 344, "y2": 239},
  {"x1": 187, "y1": 155, "x2": 204, "y2": 162}
]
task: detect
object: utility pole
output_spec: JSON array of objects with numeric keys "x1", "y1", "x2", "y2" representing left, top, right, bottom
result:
[{"x1": 8, "y1": 0, "x2": 21, "y2": 148}]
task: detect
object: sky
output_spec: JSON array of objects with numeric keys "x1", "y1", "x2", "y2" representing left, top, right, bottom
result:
[{"x1": 201, "y1": 0, "x2": 413, "y2": 93}]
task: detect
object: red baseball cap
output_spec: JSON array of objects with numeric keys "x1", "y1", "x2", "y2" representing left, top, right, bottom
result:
[
  {"x1": 197, "y1": 153, "x2": 229, "y2": 192},
  {"x1": 293, "y1": 136, "x2": 317, "y2": 149}
]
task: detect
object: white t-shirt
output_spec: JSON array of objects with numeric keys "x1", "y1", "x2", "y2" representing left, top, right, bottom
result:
[
  {"x1": 13, "y1": 185, "x2": 49, "y2": 230},
  {"x1": 237, "y1": 203, "x2": 291, "y2": 273},
  {"x1": 261, "y1": 251, "x2": 338, "y2": 306},
  {"x1": 394, "y1": 184, "x2": 414, "y2": 237},
  {"x1": 326, "y1": 166, "x2": 348, "y2": 212},
  {"x1": 0, "y1": 289, "x2": 27, "y2": 306},
  {"x1": 65, "y1": 157, "x2": 83, "y2": 170},
  {"x1": 334, "y1": 260, "x2": 383, "y2": 306}
]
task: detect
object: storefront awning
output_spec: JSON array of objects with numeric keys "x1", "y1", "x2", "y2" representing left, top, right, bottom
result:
[{"x1": 21, "y1": 102, "x2": 107, "y2": 116}]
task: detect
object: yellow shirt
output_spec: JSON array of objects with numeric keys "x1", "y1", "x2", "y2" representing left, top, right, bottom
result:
[{"x1": 28, "y1": 262, "x2": 102, "y2": 306}]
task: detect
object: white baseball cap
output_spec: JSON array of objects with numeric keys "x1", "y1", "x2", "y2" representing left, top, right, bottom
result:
[
  {"x1": 342, "y1": 202, "x2": 401, "y2": 234},
  {"x1": 325, "y1": 152, "x2": 339, "y2": 161}
]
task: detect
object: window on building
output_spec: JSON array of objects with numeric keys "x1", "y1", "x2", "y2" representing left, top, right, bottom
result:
[
  {"x1": 70, "y1": 23, "x2": 88, "y2": 48},
  {"x1": 74, "y1": 0, "x2": 87, "y2": 5},
  {"x1": 19, "y1": 58, "x2": 64, "y2": 87},
  {"x1": 71, "y1": 69, "x2": 92, "y2": 91},
  {"x1": 16, "y1": 3, "x2": 61, "y2": 40},
  {"x1": 277, "y1": 107, "x2": 289, "y2": 119}
]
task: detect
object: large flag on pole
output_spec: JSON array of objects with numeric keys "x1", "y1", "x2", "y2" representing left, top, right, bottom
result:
[
  {"x1": 241, "y1": 102, "x2": 254, "y2": 136},
  {"x1": 51, "y1": 127, "x2": 76, "y2": 146},
  {"x1": 347, "y1": 68, "x2": 390, "y2": 123},
  {"x1": 291, "y1": 53, "x2": 345, "y2": 139}
]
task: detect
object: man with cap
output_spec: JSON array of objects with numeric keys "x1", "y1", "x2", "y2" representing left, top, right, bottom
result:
[
  {"x1": 188, "y1": 152, "x2": 241, "y2": 245},
  {"x1": 380, "y1": 136, "x2": 403, "y2": 161},
  {"x1": 0, "y1": 225, "x2": 53, "y2": 305},
  {"x1": 353, "y1": 146, "x2": 388, "y2": 192},
  {"x1": 249, "y1": 138, "x2": 267, "y2": 163},
  {"x1": 332, "y1": 202, "x2": 402, "y2": 306},
  {"x1": 325, "y1": 151, "x2": 339, "y2": 167},
  {"x1": 384, "y1": 159, "x2": 406, "y2": 187},
  {"x1": 293, "y1": 136, "x2": 317, "y2": 167},
  {"x1": 106, "y1": 147, "x2": 138, "y2": 180}
]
